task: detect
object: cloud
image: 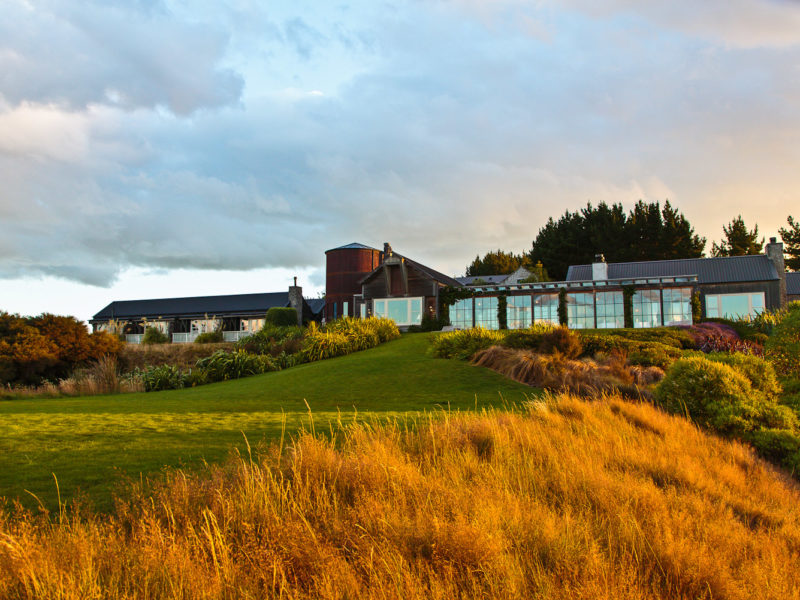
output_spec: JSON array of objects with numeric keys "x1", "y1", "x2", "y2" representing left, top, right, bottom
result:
[
  {"x1": 0, "y1": 0, "x2": 243, "y2": 114},
  {"x1": 1, "y1": 0, "x2": 799, "y2": 288}
]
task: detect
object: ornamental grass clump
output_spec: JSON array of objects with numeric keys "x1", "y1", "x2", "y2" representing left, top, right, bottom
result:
[
  {"x1": 302, "y1": 318, "x2": 399, "y2": 362},
  {"x1": 430, "y1": 328, "x2": 506, "y2": 360}
]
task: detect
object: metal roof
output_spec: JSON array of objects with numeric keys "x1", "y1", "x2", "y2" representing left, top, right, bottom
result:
[
  {"x1": 92, "y1": 292, "x2": 293, "y2": 321},
  {"x1": 566, "y1": 255, "x2": 780, "y2": 285},
  {"x1": 306, "y1": 298, "x2": 326, "y2": 315},
  {"x1": 325, "y1": 242, "x2": 378, "y2": 252},
  {"x1": 456, "y1": 274, "x2": 510, "y2": 285},
  {"x1": 787, "y1": 272, "x2": 800, "y2": 296},
  {"x1": 359, "y1": 252, "x2": 463, "y2": 288}
]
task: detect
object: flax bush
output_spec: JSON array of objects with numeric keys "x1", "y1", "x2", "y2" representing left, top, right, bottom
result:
[{"x1": 302, "y1": 318, "x2": 400, "y2": 362}]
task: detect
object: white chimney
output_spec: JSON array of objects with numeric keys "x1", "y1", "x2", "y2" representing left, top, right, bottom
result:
[{"x1": 592, "y1": 253, "x2": 608, "y2": 281}]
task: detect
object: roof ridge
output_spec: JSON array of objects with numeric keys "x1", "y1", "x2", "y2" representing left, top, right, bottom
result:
[{"x1": 571, "y1": 254, "x2": 769, "y2": 268}]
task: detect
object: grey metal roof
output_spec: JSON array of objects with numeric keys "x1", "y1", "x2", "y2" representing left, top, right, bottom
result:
[
  {"x1": 566, "y1": 255, "x2": 780, "y2": 285},
  {"x1": 92, "y1": 292, "x2": 293, "y2": 321},
  {"x1": 787, "y1": 272, "x2": 800, "y2": 296},
  {"x1": 325, "y1": 242, "x2": 377, "y2": 252},
  {"x1": 456, "y1": 274, "x2": 510, "y2": 285},
  {"x1": 306, "y1": 298, "x2": 326, "y2": 315}
]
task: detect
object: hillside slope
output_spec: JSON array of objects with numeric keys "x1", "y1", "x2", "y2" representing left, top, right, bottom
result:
[
  {"x1": 0, "y1": 334, "x2": 531, "y2": 510},
  {"x1": 2, "y1": 395, "x2": 799, "y2": 599}
]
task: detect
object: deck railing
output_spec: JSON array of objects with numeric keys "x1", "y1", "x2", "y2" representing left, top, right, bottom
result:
[
  {"x1": 223, "y1": 330, "x2": 252, "y2": 342},
  {"x1": 124, "y1": 334, "x2": 144, "y2": 344},
  {"x1": 172, "y1": 332, "x2": 200, "y2": 344}
]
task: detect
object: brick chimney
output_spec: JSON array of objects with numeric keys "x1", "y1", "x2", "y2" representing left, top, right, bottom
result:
[
  {"x1": 592, "y1": 253, "x2": 608, "y2": 281},
  {"x1": 766, "y1": 237, "x2": 787, "y2": 308},
  {"x1": 288, "y1": 278, "x2": 304, "y2": 326}
]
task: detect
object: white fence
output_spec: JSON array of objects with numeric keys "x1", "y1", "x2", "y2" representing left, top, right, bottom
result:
[
  {"x1": 125, "y1": 334, "x2": 144, "y2": 344},
  {"x1": 172, "y1": 332, "x2": 200, "y2": 344},
  {"x1": 223, "y1": 330, "x2": 252, "y2": 342}
]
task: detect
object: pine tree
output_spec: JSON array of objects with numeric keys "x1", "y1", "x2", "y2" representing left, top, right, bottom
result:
[
  {"x1": 711, "y1": 216, "x2": 764, "y2": 256},
  {"x1": 779, "y1": 215, "x2": 800, "y2": 271}
]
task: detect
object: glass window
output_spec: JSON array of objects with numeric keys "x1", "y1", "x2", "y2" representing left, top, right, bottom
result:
[
  {"x1": 705, "y1": 292, "x2": 765, "y2": 319},
  {"x1": 360, "y1": 304, "x2": 366, "y2": 319},
  {"x1": 633, "y1": 290, "x2": 661, "y2": 328},
  {"x1": 343, "y1": 301, "x2": 349, "y2": 317},
  {"x1": 372, "y1": 298, "x2": 424, "y2": 326},
  {"x1": 475, "y1": 296, "x2": 499, "y2": 329},
  {"x1": 507, "y1": 295, "x2": 532, "y2": 329},
  {"x1": 450, "y1": 298, "x2": 473, "y2": 329},
  {"x1": 388, "y1": 299, "x2": 409, "y2": 323},
  {"x1": 663, "y1": 288, "x2": 692, "y2": 326},
  {"x1": 595, "y1": 291, "x2": 625, "y2": 329},
  {"x1": 533, "y1": 294, "x2": 560, "y2": 325},
  {"x1": 567, "y1": 293, "x2": 595, "y2": 329}
]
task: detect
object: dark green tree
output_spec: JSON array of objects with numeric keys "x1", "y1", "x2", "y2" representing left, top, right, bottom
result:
[
  {"x1": 528, "y1": 200, "x2": 705, "y2": 280},
  {"x1": 711, "y1": 215, "x2": 764, "y2": 257},
  {"x1": 779, "y1": 215, "x2": 800, "y2": 271},
  {"x1": 466, "y1": 250, "x2": 531, "y2": 277}
]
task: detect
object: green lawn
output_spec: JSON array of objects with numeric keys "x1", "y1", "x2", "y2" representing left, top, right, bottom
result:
[{"x1": 0, "y1": 334, "x2": 532, "y2": 511}]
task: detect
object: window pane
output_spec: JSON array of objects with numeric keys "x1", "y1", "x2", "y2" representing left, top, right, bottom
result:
[
  {"x1": 567, "y1": 293, "x2": 594, "y2": 329},
  {"x1": 663, "y1": 288, "x2": 692, "y2": 325},
  {"x1": 450, "y1": 298, "x2": 473, "y2": 328},
  {"x1": 533, "y1": 294, "x2": 560, "y2": 325},
  {"x1": 410, "y1": 298, "x2": 423, "y2": 325},
  {"x1": 388, "y1": 299, "x2": 409, "y2": 323},
  {"x1": 475, "y1": 296, "x2": 499, "y2": 329},
  {"x1": 507, "y1": 295, "x2": 532, "y2": 329},
  {"x1": 633, "y1": 289, "x2": 661, "y2": 328},
  {"x1": 595, "y1": 291, "x2": 624, "y2": 329},
  {"x1": 374, "y1": 300, "x2": 386, "y2": 317}
]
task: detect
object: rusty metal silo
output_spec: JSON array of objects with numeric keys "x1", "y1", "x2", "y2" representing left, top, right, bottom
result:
[{"x1": 325, "y1": 243, "x2": 382, "y2": 320}]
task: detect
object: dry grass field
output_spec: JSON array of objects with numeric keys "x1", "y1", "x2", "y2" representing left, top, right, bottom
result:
[{"x1": 2, "y1": 394, "x2": 799, "y2": 599}]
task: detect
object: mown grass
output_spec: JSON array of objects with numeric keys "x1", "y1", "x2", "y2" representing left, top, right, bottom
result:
[
  {"x1": 2, "y1": 395, "x2": 799, "y2": 599},
  {"x1": 0, "y1": 334, "x2": 532, "y2": 511}
]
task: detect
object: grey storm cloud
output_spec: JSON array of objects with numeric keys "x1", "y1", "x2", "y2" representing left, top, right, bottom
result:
[{"x1": 1, "y1": 0, "x2": 800, "y2": 286}]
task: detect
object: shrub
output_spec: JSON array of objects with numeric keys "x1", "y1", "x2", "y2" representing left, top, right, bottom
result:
[
  {"x1": 502, "y1": 323, "x2": 556, "y2": 350},
  {"x1": 139, "y1": 364, "x2": 185, "y2": 392},
  {"x1": 746, "y1": 429, "x2": 800, "y2": 472},
  {"x1": 579, "y1": 335, "x2": 682, "y2": 369},
  {"x1": 266, "y1": 307, "x2": 298, "y2": 327},
  {"x1": 627, "y1": 344, "x2": 681, "y2": 370},
  {"x1": 301, "y1": 317, "x2": 399, "y2": 362},
  {"x1": 194, "y1": 330, "x2": 223, "y2": 344},
  {"x1": 765, "y1": 304, "x2": 800, "y2": 377},
  {"x1": 407, "y1": 313, "x2": 449, "y2": 332},
  {"x1": 705, "y1": 352, "x2": 782, "y2": 400},
  {"x1": 589, "y1": 327, "x2": 696, "y2": 350},
  {"x1": 654, "y1": 357, "x2": 797, "y2": 436},
  {"x1": 685, "y1": 322, "x2": 762, "y2": 355},
  {"x1": 194, "y1": 350, "x2": 275, "y2": 383},
  {"x1": 237, "y1": 325, "x2": 305, "y2": 356},
  {"x1": 430, "y1": 328, "x2": 506, "y2": 360},
  {"x1": 141, "y1": 327, "x2": 169, "y2": 345},
  {"x1": 538, "y1": 326, "x2": 582, "y2": 359}
]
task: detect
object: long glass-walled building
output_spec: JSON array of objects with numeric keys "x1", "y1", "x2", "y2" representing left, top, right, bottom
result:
[{"x1": 446, "y1": 276, "x2": 695, "y2": 330}]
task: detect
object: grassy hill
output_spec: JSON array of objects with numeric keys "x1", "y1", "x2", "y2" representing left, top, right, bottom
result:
[
  {"x1": 2, "y1": 395, "x2": 799, "y2": 599},
  {"x1": 0, "y1": 334, "x2": 532, "y2": 510}
]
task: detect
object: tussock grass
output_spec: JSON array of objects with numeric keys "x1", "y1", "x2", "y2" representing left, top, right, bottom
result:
[
  {"x1": 472, "y1": 345, "x2": 644, "y2": 397},
  {"x1": 2, "y1": 396, "x2": 799, "y2": 599}
]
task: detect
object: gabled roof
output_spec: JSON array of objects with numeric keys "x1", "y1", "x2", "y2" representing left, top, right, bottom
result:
[
  {"x1": 326, "y1": 242, "x2": 378, "y2": 252},
  {"x1": 566, "y1": 255, "x2": 780, "y2": 285},
  {"x1": 787, "y1": 272, "x2": 800, "y2": 296},
  {"x1": 306, "y1": 298, "x2": 326, "y2": 315},
  {"x1": 92, "y1": 292, "x2": 293, "y2": 321},
  {"x1": 359, "y1": 252, "x2": 463, "y2": 288},
  {"x1": 456, "y1": 274, "x2": 510, "y2": 285}
]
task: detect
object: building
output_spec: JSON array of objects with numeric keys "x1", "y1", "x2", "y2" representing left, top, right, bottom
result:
[
  {"x1": 788, "y1": 272, "x2": 800, "y2": 303},
  {"x1": 90, "y1": 284, "x2": 323, "y2": 343},
  {"x1": 338, "y1": 238, "x2": 790, "y2": 331}
]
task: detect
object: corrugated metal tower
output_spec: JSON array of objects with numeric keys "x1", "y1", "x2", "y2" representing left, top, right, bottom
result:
[{"x1": 325, "y1": 242, "x2": 382, "y2": 320}]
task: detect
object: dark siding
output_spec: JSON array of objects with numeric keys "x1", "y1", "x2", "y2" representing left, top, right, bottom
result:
[{"x1": 325, "y1": 246, "x2": 382, "y2": 319}]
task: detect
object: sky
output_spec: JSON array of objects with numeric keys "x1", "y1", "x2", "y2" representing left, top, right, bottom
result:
[{"x1": 1, "y1": 0, "x2": 799, "y2": 324}]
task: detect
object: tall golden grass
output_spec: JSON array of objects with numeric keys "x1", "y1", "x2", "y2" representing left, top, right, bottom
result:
[{"x1": 1, "y1": 396, "x2": 799, "y2": 599}]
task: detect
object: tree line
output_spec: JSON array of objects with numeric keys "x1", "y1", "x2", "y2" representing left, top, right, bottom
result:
[{"x1": 465, "y1": 201, "x2": 800, "y2": 281}]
